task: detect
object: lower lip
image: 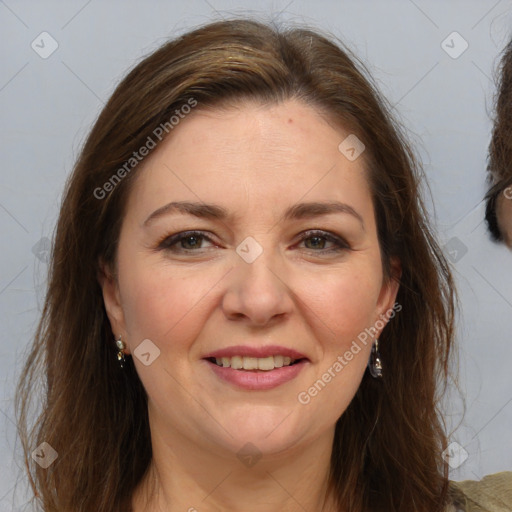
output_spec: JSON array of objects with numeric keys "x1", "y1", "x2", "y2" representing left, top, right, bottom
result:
[{"x1": 205, "y1": 359, "x2": 308, "y2": 390}]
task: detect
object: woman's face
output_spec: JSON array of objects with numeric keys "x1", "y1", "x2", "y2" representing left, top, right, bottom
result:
[
  {"x1": 101, "y1": 99, "x2": 399, "y2": 457},
  {"x1": 496, "y1": 186, "x2": 512, "y2": 248}
]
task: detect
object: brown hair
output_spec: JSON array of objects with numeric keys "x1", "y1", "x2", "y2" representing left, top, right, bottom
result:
[
  {"x1": 16, "y1": 18, "x2": 456, "y2": 512},
  {"x1": 485, "y1": 38, "x2": 512, "y2": 241}
]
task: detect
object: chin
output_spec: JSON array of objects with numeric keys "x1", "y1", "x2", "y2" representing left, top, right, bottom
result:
[{"x1": 206, "y1": 408, "x2": 308, "y2": 455}]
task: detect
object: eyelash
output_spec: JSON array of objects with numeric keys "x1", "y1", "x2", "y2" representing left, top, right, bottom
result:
[{"x1": 156, "y1": 230, "x2": 350, "y2": 254}]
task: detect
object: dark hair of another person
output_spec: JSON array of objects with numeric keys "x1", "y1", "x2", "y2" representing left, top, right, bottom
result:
[
  {"x1": 485, "y1": 38, "x2": 512, "y2": 241},
  {"x1": 16, "y1": 19, "x2": 456, "y2": 512}
]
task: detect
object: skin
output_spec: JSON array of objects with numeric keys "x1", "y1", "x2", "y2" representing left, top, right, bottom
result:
[
  {"x1": 496, "y1": 187, "x2": 512, "y2": 248},
  {"x1": 100, "y1": 99, "x2": 400, "y2": 512}
]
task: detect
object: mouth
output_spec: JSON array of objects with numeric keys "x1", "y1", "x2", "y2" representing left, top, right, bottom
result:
[
  {"x1": 205, "y1": 355, "x2": 307, "y2": 371},
  {"x1": 202, "y1": 345, "x2": 310, "y2": 389},
  {"x1": 203, "y1": 354, "x2": 309, "y2": 390}
]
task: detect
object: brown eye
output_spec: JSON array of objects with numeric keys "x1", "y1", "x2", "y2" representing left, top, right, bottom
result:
[
  {"x1": 304, "y1": 235, "x2": 327, "y2": 250},
  {"x1": 158, "y1": 231, "x2": 215, "y2": 252},
  {"x1": 178, "y1": 234, "x2": 204, "y2": 250},
  {"x1": 298, "y1": 230, "x2": 350, "y2": 253}
]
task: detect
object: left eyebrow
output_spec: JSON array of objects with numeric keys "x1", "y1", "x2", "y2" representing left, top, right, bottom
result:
[
  {"x1": 282, "y1": 201, "x2": 365, "y2": 229},
  {"x1": 143, "y1": 200, "x2": 365, "y2": 230}
]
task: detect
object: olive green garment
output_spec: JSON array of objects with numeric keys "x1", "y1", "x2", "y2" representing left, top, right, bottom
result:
[{"x1": 447, "y1": 472, "x2": 512, "y2": 512}]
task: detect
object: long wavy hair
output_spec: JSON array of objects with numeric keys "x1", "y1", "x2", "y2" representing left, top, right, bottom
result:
[
  {"x1": 485, "y1": 38, "x2": 512, "y2": 241},
  {"x1": 16, "y1": 18, "x2": 456, "y2": 512}
]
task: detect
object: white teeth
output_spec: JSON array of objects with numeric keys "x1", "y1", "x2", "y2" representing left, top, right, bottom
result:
[
  {"x1": 230, "y1": 355, "x2": 243, "y2": 369},
  {"x1": 243, "y1": 356, "x2": 258, "y2": 370},
  {"x1": 273, "y1": 355, "x2": 284, "y2": 368},
  {"x1": 258, "y1": 356, "x2": 274, "y2": 370},
  {"x1": 212, "y1": 355, "x2": 298, "y2": 371}
]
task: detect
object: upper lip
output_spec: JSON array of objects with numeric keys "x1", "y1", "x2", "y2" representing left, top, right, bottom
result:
[{"x1": 203, "y1": 345, "x2": 309, "y2": 360}]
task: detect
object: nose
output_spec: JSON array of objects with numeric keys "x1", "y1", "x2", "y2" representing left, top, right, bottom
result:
[{"x1": 221, "y1": 250, "x2": 294, "y2": 326}]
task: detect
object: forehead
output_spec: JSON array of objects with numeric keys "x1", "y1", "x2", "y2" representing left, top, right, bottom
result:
[{"x1": 125, "y1": 99, "x2": 373, "y2": 224}]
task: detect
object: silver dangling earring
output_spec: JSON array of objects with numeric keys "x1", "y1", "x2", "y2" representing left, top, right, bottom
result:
[
  {"x1": 115, "y1": 335, "x2": 126, "y2": 369},
  {"x1": 368, "y1": 339, "x2": 383, "y2": 378}
]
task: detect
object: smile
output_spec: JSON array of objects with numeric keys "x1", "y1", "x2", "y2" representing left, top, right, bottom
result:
[
  {"x1": 208, "y1": 355, "x2": 301, "y2": 371},
  {"x1": 204, "y1": 357, "x2": 308, "y2": 390}
]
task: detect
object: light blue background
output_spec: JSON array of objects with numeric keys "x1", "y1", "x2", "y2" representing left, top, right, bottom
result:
[{"x1": 1, "y1": 0, "x2": 512, "y2": 509}]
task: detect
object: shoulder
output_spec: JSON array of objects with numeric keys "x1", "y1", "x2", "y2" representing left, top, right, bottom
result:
[{"x1": 446, "y1": 471, "x2": 512, "y2": 512}]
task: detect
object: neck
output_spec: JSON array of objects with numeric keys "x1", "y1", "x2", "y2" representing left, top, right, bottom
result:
[{"x1": 131, "y1": 408, "x2": 339, "y2": 512}]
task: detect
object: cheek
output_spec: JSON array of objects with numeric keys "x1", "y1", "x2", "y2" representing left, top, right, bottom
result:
[
  {"x1": 295, "y1": 265, "x2": 382, "y2": 346},
  {"x1": 294, "y1": 270, "x2": 381, "y2": 416},
  {"x1": 118, "y1": 258, "x2": 214, "y2": 351}
]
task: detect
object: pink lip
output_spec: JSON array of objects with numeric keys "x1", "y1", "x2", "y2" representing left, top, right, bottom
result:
[
  {"x1": 204, "y1": 359, "x2": 308, "y2": 390},
  {"x1": 203, "y1": 345, "x2": 308, "y2": 360}
]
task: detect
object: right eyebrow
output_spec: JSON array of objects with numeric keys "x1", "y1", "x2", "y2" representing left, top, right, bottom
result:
[{"x1": 143, "y1": 201, "x2": 229, "y2": 227}]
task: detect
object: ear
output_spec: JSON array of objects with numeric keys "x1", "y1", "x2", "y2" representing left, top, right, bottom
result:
[
  {"x1": 374, "y1": 257, "x2": 401, "y2": 337},
  {"x1": 98, "y1": 258, "x2": 129, "y2": 353}
]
